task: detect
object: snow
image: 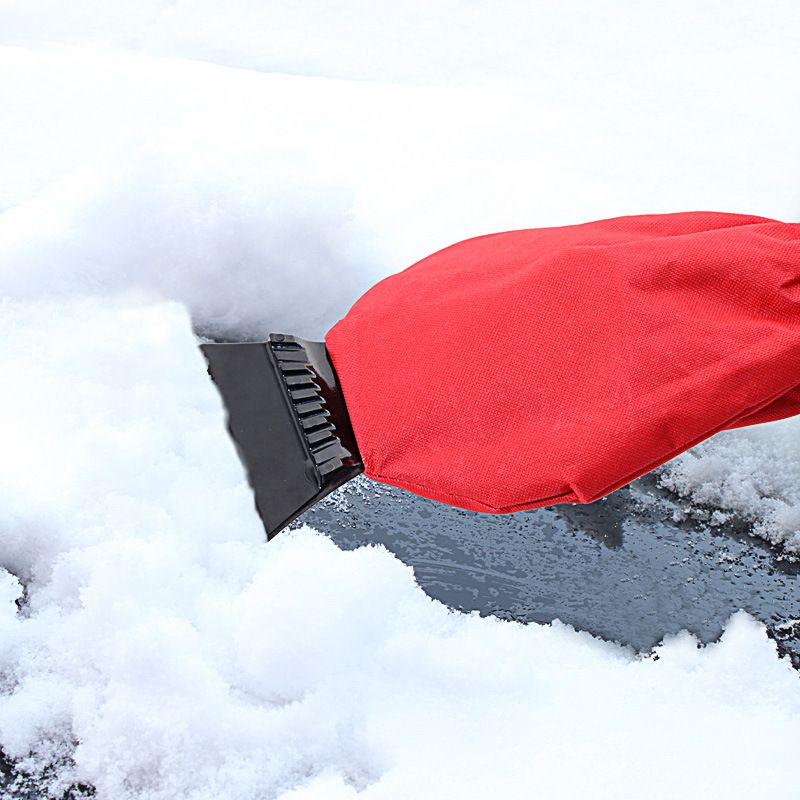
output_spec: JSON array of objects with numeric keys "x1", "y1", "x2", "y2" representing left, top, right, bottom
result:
[
  {"x1": 0, "y1": 299, "x2": 799, "y2": 800},
  {"x1": 2, "y1": 1, "x2": 800, "y2": 797},
  {"x1": 658, "y1": 418, "x2": 800, "y2": 556}
]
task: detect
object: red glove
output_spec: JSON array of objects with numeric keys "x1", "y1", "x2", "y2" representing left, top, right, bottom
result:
[{"x1": 327, "y1": 212, "x2": 800, "y2": 513}]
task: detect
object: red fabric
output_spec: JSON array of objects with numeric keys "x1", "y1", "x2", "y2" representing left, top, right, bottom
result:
[{"x1": 326, "y1": 212, "x2": 800, "y2": 513}]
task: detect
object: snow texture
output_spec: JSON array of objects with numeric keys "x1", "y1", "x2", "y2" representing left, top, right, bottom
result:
[
  {"x1": 658, "y1": 418, "x2": 800, "y2": 557},
  {"x1": 1, "y1": 1, "x2": 800, "y2": 797},
  {"x1": 0, "y1": 299, "x2": 798, "y2": 800}
]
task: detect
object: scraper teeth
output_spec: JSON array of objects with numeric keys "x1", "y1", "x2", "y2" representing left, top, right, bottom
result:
[
  {"x1": 284, "y1": 373, "x2": 317, "y2": 387},
  {"x1": 306, "y1": 425, "x2": 335, "y2": 444},
  {"x1": 301, "y1": 411, "x2": 331, "y2": 430},
  {"x1": 272, "y1": 347, "x2": 308, "y2": 363},
  {"x1": 290, "y1": 386, "x2": 320, "y2": 401},
  {"x1": 279, "y1": 361, "x2": 308, "y2": 374},
  {"x1": 201, "y1": 335, "x2": 363, "y2": 540}
]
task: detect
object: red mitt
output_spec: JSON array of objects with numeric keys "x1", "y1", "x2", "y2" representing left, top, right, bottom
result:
[{"x1": 327, "y1": 211, "x2": 800, "y2": 513}]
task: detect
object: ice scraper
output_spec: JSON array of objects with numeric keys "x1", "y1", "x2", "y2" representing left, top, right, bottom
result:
[{"x1": 202, "y1": 211, "x2": 800, "y2": 538}]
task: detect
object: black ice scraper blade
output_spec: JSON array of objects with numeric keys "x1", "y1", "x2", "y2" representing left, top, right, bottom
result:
[{"x1": 201, "y1": 335, "x2": 363, "y2": 539}]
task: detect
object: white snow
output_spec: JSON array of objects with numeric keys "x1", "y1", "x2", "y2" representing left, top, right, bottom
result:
[
  {"x1": 0, "y1": 300, "x2": 798, "y2": 800},
  {"x1": 2, "y1": 1, "x2": 800, "y2": 797},
  {"x1": 658, "y1": 417, "x2": 800, "y2": 556}
]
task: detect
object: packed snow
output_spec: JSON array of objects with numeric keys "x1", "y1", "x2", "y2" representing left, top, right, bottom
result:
[{"x1": 2, "y1": 1, "x2": 800, "y2": 797}]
